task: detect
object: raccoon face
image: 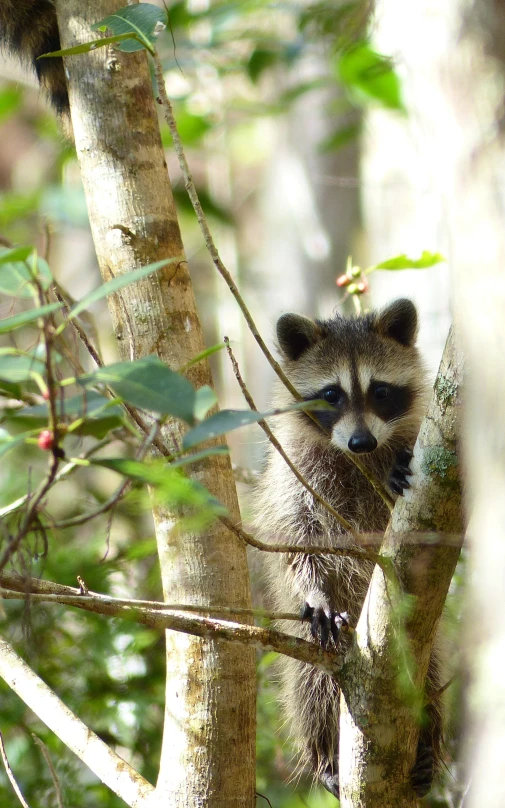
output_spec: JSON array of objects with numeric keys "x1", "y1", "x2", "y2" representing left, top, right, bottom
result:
[
  {"x1": 276, "y1": 299, "x2": 423, "y2": 455},
  {"x1": 305, "y1": 374, "x2": 415, "y2": 454}
]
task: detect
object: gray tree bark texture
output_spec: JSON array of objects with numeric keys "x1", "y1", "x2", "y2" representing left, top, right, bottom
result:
[
  {"x1": 339, "y1": 328, "x2": 463, "y2": 807},
  {"x1": 53, "y1": 3, "x2": 256, "y2": 806}
]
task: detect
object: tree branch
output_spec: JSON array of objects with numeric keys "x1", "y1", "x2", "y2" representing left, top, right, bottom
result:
[
  {"x1": 0, "y1": 636, "x2": 155, "y2": 808},
  {"x1": 0, "y1": 731, "x2": 32, "y2": 808},
  {"x1": 338, "y1": 326, "x2": 464, "y2": 807},
  {"x1": 0, "y1": 583, "x2": 340, "y2": 677}
]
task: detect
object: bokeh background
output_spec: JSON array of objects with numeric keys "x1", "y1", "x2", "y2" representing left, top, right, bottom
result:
[{"x1": 0, "y1": 1, "x2": 466, "y2": 806}]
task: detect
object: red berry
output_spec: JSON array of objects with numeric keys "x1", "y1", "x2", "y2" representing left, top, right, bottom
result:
[
  {"x1": 38, "y1": 430, "x2": 54, "y2": 451},
  {"x1": 336, "y1": 274, "x2": 350, "y2": 287}
]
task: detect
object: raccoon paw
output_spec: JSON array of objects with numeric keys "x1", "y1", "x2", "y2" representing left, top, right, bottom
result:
[
  {"x1": 301, "y1": 604, "x2": 347, "y2": 649},
  {"x1": 389, "y1": 447, "x2": 414, "y2": 495},
  {"x1": 318, "y1": 763, "x2": 340, "y2": 798},
  {"x1": 410, "y1": 735, "x2": 434, "y2": 797}
]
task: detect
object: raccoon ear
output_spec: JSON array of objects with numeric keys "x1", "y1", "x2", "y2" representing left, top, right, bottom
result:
[
  {"x1": 277, "y1": 313, "x2": 322, "y2": 360},
  {"x1": 375, "y1": 299, "x2": 418, "y2": 347}
]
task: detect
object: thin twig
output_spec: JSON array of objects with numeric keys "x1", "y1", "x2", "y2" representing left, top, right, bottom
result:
[
  {"x1": 220, "y1": 515, "x2": 379, "y2": 565},
  {"x1": 224, "y1": 337, "x2": 359, "y2": 539},
  {"x1": 0, "y1": 436, "x2": 113, "y2": 519},
  {"x1": 31, "y1": 735, "x2": 64, "y2": 808},
  {"x1": 51, "y1": 282, "x2": 99, "y2": 373},
  {"x1": 0, "y1": 730, "x2": 32, "y2": 808},
  {"x1": 51, "y1": 420, "x2": 161, "y2": 530},
  {"x1": 425, "y1": 674, "x2": 457, "y2": 705},
  {"x1": 153, "y1": 55, "x2": 300, "y2": 402},
  {"x1": 153, "y1": 54, "x2": 394, "y2": 510},
  {"x1": 0, "y1": 279, "x2": 63, "y2": 570},
  {"x1": 0, "y1": 579, "x2": 299, "y2": 622}
]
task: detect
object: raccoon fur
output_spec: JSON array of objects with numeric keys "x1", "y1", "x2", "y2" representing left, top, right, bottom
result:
[
  {"x1": 254, "y1": 298, "x2": 442, "y2": 799},
  {"x1": 0, "y1": 0, "x2": 68, "y2": 114}
]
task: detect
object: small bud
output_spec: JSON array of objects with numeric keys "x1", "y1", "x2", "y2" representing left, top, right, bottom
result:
[
  {"x1": 336, "y1": 274, "x2": 351, "y2": 287},
  {"x1": 351, "y1": 266, "x2": 362, "y2": 278},
  {"x1": 37, "y1": 430, "x2": 54, "y2": 451},
  {"x1": 42, "y1": 390, "x2": 50, "y2": 401},
  {"x1": 356, "y1": 280, "x2": 369, "y2": 293},
  {"x1": 347, "y1": 282, "x2": 359, "y2": 294}
]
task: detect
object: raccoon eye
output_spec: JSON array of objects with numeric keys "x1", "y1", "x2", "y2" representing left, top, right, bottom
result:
[
  {"x1": 374, "y1": 384, "x2": 390, "y2": 401},
  {"x1": 321, "y1": 386, "x2": 344, "y2": 405}
]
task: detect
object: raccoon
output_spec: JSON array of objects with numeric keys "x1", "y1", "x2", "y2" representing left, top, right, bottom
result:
[
  {"x1": 254, "y1": 298, "x2": 442, "y2": 799},
  {"x1": 0, "y1": 1, "x2": 68, "y2": 114}
]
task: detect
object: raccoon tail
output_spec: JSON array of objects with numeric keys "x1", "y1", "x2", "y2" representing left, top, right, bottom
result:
[{"x1": 0, "y1": 0, "x2": 69, "y2": 115}]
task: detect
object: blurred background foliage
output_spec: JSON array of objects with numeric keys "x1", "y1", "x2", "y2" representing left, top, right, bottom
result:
[{"x1": 0, "y1": 1, "x2": 461, "y2": 806}]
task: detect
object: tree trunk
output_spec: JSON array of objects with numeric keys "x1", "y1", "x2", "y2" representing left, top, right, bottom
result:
[
  {"x1": 53, "y1": 2, "x2": 255, "y2": 806},
  {"x1": 339, "y1": 327, "x2": 463, "y2": 807}
]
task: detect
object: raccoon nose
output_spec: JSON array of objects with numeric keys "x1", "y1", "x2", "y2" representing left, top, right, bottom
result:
[{"x1": 348, "y1": 430, "x2": 377, "y2": 454}]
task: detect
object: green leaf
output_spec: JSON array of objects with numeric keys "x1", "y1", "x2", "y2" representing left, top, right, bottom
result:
[
  {"x1": 9, "y1": 390, "x2": 119, "y2": 420},
  {"x1": 92, "y1": 3, "x2": 166, "y2": 55},
  {"x1": 183, "y1": 410, "x2": 261, "y2": 449},
  {"x1": 336, "y1": 42, "x2": 404, "y2": 111},
  {"x1": 371, "y1": 251, "x2": 446, "y2": 271},
  {"x1": 90, "y1": 458, "x2": 226, "y2": 515},
  {"x1": 0, "y1": 302, "x2": 63, "y2": 334},
  {"x1": 161, "y1": 108, "x2": 212, "y2": 148},
  {"x1": 180, "y1": 342, "x2": 226, "y2": 372},
  {"x1": 124, "y1": 537, "x2": 157, "y2": 560},
  {"x1": 0, "y1": 430, "x2": 29, "y2": 459},
  {"x1": 67, "y1": 258, "x2": 178, "y2": 321},
  {"x1": 0, "y1": 246, "x2": 32, "y2": 264},
  {"x1": 78, "y1": 356, "x2": 197, "y2": 423},
  {"x1": 193, "y1": 386, "x2": 217, "y2": 421},
  {"x1": 247, "y1": 48, "x2": 280, "y2": 83},
  {"x1": 4, "y1": 391, "x2": 125, "y2": 438},
  {"x1": 38, "y1": 3, "x2": 166, "y2": 60},
  {"x1": 318, "y1": 122, "x2": 362, "y2": 153},
  {"x1": 0, "y1": 379, "x2": 22, "y2": 400},
  {"x1": 38, "y1": 32, "x2": 141, "y2": 59},
  {"x1": 0, "y1": 247, "x2": 52, "y2": 298},
  {"x1": 182, "y1": 400, "x2": 332, "y2": 450},
  {"x1": 168, "y1": 446, "x2": 229, "y2": 469},
  {"x1": 0, "y1": 351, "x2": 46, "y2": 383},
  {"x1": 0, "y1": 191, "x2": 41, "y2": 230},
  {"x1": 0, "y1": 86, "x2": 22, "y2": 122}
]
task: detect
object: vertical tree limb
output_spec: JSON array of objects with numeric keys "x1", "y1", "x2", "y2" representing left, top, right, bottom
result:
[
  {"x1": 339, "y1": 327, "x2": 464, "y2": 807},
  {"x1": 52, "y1": 3, "x2": 256, "y2": 806}
]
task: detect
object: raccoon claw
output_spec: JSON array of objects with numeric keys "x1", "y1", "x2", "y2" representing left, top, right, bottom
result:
[
  {"x1": 319, "y1": 764, "x2": 340, "y2": 798},
  {"x1": 389, "y1": 447, "x2": 414, "y2": 496},
  {"x1": 301, "y1": 604, "x2": 347, "y2": 649},
  {"x1": 301, "y1": 604, "x2": 330, "y2": 648},
  {"x1": 410, "y1": 736, "x2": 434, "y2": 797}
]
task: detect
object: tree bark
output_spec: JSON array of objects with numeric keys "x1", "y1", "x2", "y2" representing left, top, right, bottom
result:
[
  {"x1": 53, "y1": 3, "x2": 255, "y2": 806},
  {"x1": 339, "y1": 327, "x2": 463, "y2": 807}
]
